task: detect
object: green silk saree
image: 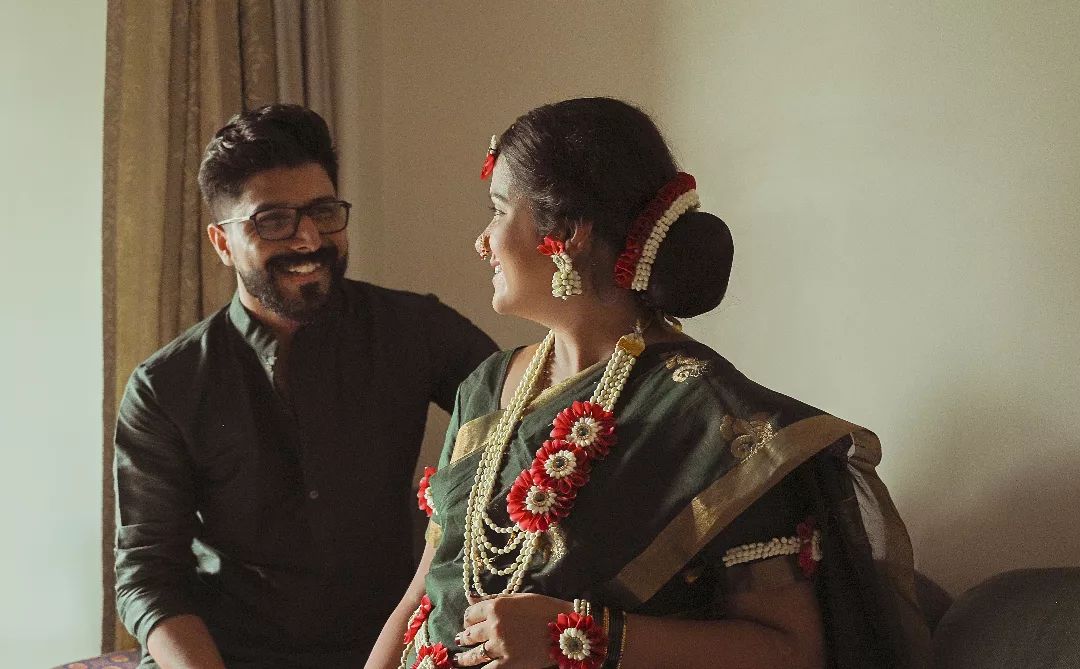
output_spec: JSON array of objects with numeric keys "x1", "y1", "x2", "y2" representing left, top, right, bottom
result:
[{"x1": 414, "y1": 341, "x2": 929, "y2": 668}]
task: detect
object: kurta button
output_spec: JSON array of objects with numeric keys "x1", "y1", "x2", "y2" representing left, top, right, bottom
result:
[{"x1": 308, "y1": 489, "x2": 319, "y2": 500}]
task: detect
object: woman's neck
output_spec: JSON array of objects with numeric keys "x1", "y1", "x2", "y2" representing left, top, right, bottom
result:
[{"x1": 543, "y1": 297, "x2": 643, "y2": 384}]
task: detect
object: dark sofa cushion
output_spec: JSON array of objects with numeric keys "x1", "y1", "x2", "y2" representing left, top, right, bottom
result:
[{"x1": 932, "y1": 567, "x2": 1080, "y2": 668}]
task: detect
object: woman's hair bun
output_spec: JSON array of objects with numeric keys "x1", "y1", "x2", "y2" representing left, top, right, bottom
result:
[{"x1": 644, "y1": 210, "x2": 734, "y2": 318}]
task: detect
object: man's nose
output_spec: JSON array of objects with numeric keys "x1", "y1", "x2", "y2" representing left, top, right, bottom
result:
[{"x1": 290, "y1": 213, "x2": 322, "y2": 249}]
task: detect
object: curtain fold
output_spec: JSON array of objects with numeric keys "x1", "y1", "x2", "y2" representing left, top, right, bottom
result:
[{"x1": 101, "y1": 0, "x2": 334, "y2": 651}]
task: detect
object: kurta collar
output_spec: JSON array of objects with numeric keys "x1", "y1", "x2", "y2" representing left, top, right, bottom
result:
[
  {"x1": 227, "y1": 288, "x2": 349, "y2": 362},
  {"x1": 228, "y1": 292, "x2": 280, "y2": 365}
]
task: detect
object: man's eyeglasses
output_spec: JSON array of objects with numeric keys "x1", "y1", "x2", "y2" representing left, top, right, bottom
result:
[{"x1": 216, "y1": 199, "x2": 352, "y2": 241}]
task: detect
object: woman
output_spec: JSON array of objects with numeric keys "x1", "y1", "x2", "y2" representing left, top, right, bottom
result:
[{"x1": 366, "y1": 98, "x2": 929, "y2": 669}]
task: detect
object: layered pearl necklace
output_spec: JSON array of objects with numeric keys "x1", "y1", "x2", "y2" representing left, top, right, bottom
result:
[{"x1": 462, "y1": 326, "x2": 646, "y2": 599}]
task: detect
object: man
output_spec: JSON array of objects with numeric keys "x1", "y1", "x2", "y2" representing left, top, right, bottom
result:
[{"x1": 114, "y1": 104, "x2": 497, "y2": 668}]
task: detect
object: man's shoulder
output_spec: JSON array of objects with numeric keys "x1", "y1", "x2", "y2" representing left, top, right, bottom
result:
[
  {"x1": 341, "y1": 279, "x2": 485, "y2": 333},
  {"x1": 342, "y1": 278, "x2": 452, "y2": 313},
  {"x1": 135, "y1": 304, "x2": 233, "y2": 379}
]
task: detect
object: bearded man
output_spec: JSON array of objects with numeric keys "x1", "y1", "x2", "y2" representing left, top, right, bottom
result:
[{"x1": 113, "y1": 104, "x2": 497, "y2": 668}]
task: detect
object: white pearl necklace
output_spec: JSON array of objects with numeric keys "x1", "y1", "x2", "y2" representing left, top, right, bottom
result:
[{"x1": 462, "y1": 328, "x2": 645, "y2": 599}]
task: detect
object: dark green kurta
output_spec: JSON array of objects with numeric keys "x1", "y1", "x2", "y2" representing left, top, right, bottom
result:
[{"x1": 114, "y1": 280, "x2": 497, "y2": 668}]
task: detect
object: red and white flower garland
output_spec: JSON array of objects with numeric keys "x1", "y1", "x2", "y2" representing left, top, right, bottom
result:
[
  {"x1": 719, "y1": 515, "x2": 824, "y2": 577},
  {"x1": 399, "y1": 593, "x2": 447, "y2": 669},
  {"x1": 549, "y1": 611, "x2": 608, "y2": 669},
  {"x1": 613, "y1": 172, "x2": 699, "y2": 291},
  {"x1": 410, "y1": 642, "x2": 452, "y2": 669},
  {"x1": 417, "y1": 466, "x2": 436, "y2": 517},
  {"x1": 507, "y1": 402, "x2": 614, "y2": 533},
  {"x1": 796, "y1": 516, "x2": 823, "y2": 577},
  {"x1": 403, "y1": 594, "x2": 433, "y2": 645},
  {"x1": 462, "y1": 328, "x2": 645, "y2": 599}
]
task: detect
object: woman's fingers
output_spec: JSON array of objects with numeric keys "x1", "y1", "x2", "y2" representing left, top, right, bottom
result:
[
  {"x1": 454, "y1": 622, "x2": 485, "y2": 647},
  {"x1": 463, "y1": 599, "x2": 492, "y2": 627},
  {"x1": 453, "y1": 639, "x2": 499, "y2": 667},
  {"x1": 454, "y1": 593, "x2": 567, "y2": 667}
]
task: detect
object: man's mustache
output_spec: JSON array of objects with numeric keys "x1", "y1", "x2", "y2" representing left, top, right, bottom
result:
[{"x1": 266, "y1": 246, "x2": 339, "y2": 272}]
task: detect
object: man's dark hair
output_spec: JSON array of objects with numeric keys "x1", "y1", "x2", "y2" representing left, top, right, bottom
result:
[{"x1": 198, "y1": 103, "x2": 338, "y2": 211}]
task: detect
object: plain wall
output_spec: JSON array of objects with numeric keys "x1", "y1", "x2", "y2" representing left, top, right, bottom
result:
[
  {"x1": 330, "y1": 0, "x2": 1080, "y2": 596},
  {"x1": 0, "y1": 0, "x2": 107, "y2": 664}
]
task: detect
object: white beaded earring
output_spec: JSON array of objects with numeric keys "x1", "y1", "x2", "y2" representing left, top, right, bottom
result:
[{"x1": 538, "y1": 236, "x2": 583, "y2": 299}]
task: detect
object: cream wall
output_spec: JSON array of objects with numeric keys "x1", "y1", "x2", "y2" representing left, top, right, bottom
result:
[
  {"x1": 0, "y1": 0, "x2": 107, "y2": 665},
  {"x1": 331, "y1": 1, "x2": 1080, "y2": 595}
]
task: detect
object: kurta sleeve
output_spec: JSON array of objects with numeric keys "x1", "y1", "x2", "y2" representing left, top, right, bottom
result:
[
  {"x1": 113, "y1": 364, "x2": 201, "y2": 647},
  {"x1": 420, "y1": 295, "x2": 497, "y2": 413}
]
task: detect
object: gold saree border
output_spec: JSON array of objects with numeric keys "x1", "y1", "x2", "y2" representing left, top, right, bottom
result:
[
  {"x1": 607, "y1": 414, "x2": 860, "y2": 606},
  {"x1": 424, "y1": 518, "x2": 443, "y2": 547},
  {"x1": 448, "y1": 358, "x2": 605, "y2": 465},
  {"x1": 450, "y1": 411, "x2": 502, "y2": 464}
]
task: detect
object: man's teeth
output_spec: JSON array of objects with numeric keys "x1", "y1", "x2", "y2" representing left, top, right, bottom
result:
[{"x1": 286, "y1": 262, "x2": 320, "y2": 274}]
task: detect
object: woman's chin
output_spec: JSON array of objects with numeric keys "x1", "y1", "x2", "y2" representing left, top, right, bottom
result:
[
  {"x1": 491, "y1": 290, "x2": 525, "y2": 317},
  {"x1": 490, "y1": 295, "x2": 511, "y2": 315}
]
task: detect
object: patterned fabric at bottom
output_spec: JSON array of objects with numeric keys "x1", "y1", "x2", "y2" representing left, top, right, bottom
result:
[{"x1": 53, "y1": 649, "x2": 140, "y2": 669}]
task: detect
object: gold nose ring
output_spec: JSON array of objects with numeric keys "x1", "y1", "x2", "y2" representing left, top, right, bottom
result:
[{"x1": 474, "y1": 233, "x2": 491, "y2": 260}]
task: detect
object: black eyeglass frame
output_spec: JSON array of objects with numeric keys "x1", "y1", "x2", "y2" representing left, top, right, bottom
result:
[{"x1": 215, "y1": 199, "x2": 352, "y2": 241}]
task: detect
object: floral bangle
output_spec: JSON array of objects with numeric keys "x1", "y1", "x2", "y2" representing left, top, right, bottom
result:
[
  {"x1": 410, "y1": 642, "x2": 451, "y2": 669},
  {"x1": 549, "y1": 610, "x2": 608, "y2": 669}
]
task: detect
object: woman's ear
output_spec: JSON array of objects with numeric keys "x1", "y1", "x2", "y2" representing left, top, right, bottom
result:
[{"x1": 563, "y1": 218, "x2": 594, "y2": 255}]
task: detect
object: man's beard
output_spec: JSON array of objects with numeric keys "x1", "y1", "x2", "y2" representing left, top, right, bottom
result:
[{"x1": 238, "y1": 245, "x2": 348, "y2": 324}]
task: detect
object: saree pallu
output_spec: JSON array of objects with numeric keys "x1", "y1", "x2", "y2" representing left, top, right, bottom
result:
[{"x1": 417, "y1": 341, "x2": 930, "y2": 668}]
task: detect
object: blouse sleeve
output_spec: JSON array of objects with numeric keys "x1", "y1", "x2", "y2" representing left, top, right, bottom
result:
[{"x1": 700, "y1": 469, "x2": 819, "y2": 607}]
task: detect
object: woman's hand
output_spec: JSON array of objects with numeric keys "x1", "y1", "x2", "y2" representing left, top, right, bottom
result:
[{"x1": 453, "y1": 593, "x2": 573, "y2": 668}]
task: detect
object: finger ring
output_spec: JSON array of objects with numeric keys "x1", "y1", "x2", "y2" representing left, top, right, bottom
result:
[{"x1": 478, "y1": 639, "x2": 493, "y2": 662}]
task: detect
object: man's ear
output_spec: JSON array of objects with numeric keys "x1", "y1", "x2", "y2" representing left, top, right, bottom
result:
[{"x1": 207, "y1": 224, "x2": 235, "y2": 267}]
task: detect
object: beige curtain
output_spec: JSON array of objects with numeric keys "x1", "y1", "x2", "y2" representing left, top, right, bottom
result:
[{"x1": 101, "y1": 0, "x2": 334, "y2": 651}]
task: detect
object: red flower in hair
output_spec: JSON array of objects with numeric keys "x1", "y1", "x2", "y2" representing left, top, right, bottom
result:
[
  {"x1": 548, "y1": 612, "x2": 608, "y2": 669},
  {"x1": 480, "y1": 153, "x2": 496, "y2": 180},
  {"x1": 797, "y1": 516, "x2": 823, "y2": 577},
  {"x1": 550, "y1": 401, "x2": 616, "y2": 459},
  {"x1": 537, "y1": 236, "x2": 565, "y2": 256},
  {"x1": 613, "y1": 252, "x2": 638, "y2": 286},
  {"x1": 411, "y1": 642, "x2": 452, "y2": 669},
  {"x1": 480, "y1": 134, "x2": 498, "y2": 180},
  {"x1": 417, "y1": 466, "x2": 436, "y2": 517},
  {"x1": 403, "y1": 594, "x2": 433, "y2": 644},
  {"x1": 507, "y1": 470, "x2": 574, "y2": 533},
  {"x1": 530, "y1": 440, "x2": 591, "y2": 494},
  {"x1": 614, "y1": 172, "x2": 696, "y2": 289}
]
